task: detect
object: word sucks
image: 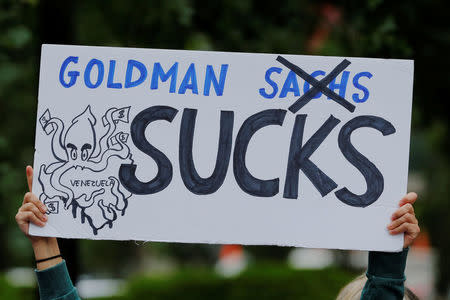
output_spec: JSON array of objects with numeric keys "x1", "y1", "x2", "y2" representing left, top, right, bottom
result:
[{"x1": 118, "y1": 106, "x2": 396, "y2": 208}]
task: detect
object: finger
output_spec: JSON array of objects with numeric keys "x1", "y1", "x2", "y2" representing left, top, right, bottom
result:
[
  {"x1": 399, "y1": 192, "x2": 418, "y2": 207},
  {"x1": 389, "y1": 223, "x2": 416, "y2": 235},
  {"x1": 409, "y1": 224, "x2": 420, "y2": 236},
  {"x1": 391, "y1": 203, "x2": 414, "y2": 220},
  {"x1": 17, "y1": 211, "x2": 46, "y2": 227},
  {"x1": 404, "y1": 224, "x2": 420, "y2": 247},
  {"x1": 26, "y1": 165, "x2": 33, "y2": 192},
  {"x1": 23, "y1": 192, "x2": 47, "y2": 214},
  {"x1": 19, "y1": 203, "x2": 47, "y2": 222},
  {"x1": 387, "y1": 213, "x2": 417, "y2": 230},
  {"x1": 408, "y1": 224, "x2": 420, "y2": 237}
]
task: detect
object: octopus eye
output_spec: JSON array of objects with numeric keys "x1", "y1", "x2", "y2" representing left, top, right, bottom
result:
[
  {"x1": 81, "y1": 148, "x2": 89, "y2": 161},
  {"x1": 81, "y1": 143, "x2": 91, "y2": 161},
  {"x1": 70, "y1": 148, "x2": 77, "y2": 160}
]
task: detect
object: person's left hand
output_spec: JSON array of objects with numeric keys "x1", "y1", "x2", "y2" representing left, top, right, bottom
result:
[{"x1": 387, "y1": 192, "x2": 420, "y2": 248}]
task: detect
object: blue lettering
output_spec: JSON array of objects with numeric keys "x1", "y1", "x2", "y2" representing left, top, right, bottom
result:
[
  {"x1": 107, "y1": 60, "x2": 122, "y2": 89},
  {"x1": 125, "y1": 60, "x2": 147, "y2": 88},
  {"x1": 59, "y1": 56, "x2": 80, "y2": 88},
  {"x1": 178, "y1": 63, "x2": 198, "y2": 94},
  {"x1": 84, "y1": 59, "x2": 104, "y2": 89},
  {"x1": 203, "y1": 64, "x2": 229, "y2": 96},
  {"x1": 280, "y1": 70, "x2": 300, "y2": 98},
  {"x1": 352, "y1": 72, "x2": 373, "y2": 103},
  {"x1": 151, "y1": 62, "x2": 178, "y2": 93},
  {"x1": 259, "y1": 67, "x2": 282, "y2": 99},
  {"x1": 303, "y1": 70, "x2": 325, "y2": 99},
  {"x1": 328, "y1": 71, "x2": 350, "y2": 100}
]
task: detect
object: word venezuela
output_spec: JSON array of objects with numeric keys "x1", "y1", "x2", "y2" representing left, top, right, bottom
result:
[{"x1": 59, "y1": 56, "x2": 393, "y2": 208}]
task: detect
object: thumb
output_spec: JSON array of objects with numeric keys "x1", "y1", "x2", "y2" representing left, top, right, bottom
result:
[{"x1": 26, "y1": 165, "x2": 33, "y2": 192}]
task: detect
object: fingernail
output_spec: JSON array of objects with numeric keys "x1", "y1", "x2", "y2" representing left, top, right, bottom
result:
[
  {"x1": 42, "y1": 205, "x2": 47, "y2": 212},
  {"x1": 42, "y1": 215, "x2": 47, "y2": 221}
]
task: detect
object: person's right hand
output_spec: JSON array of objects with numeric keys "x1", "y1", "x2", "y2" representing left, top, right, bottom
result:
[
  {"x1": 15, "y1": 166, "x2": 48, "y2": 243},
  {"x1": 387, "y1": 192, "x2": 420, "y2": 248}
]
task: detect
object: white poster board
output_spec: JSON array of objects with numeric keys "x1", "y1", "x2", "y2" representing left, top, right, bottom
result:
[{"x1": 30, "y1": 44, "x2": 414, "y2": 251}]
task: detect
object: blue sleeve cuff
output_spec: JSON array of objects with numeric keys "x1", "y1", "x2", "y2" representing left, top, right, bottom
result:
[
  {"x1": 35, "y1": 260, "x2": 79, "y2": 299},
  {"x1": 367, "y1": 248, "x2": 408, "y2": 279}
]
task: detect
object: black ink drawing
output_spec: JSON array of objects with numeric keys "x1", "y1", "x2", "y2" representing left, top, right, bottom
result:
[
  {"x1": 38, "y1": 105, "x2": 134, "y2": 235},
  {"x1": 46, "y1": 201, "x2": 59, "y2": 214},
  {"x1": 276, "y1": 56, "x2": 355, "y2": 113}
]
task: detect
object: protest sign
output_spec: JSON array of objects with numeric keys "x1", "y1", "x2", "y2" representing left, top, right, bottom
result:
[{"x1": 30, "y1": 44, "x2": 414, "y2": 251}]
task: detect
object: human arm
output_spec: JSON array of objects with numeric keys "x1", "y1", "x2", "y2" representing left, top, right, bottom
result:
[
  {"x1": 360, "y1": 192, "x2": 420, "y2": 300},
  {"x1": 15, "y1": 166, "x2": 80, "y2": 300}
]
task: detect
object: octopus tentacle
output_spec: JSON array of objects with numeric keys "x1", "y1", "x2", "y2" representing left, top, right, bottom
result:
[
  {"x1": 50, "y1": 163, "x2": 77, "y2": 208},
  {"x1": 74, "y1": 188, "x2": 104, "y2": 208},
  {"x1": 98, "y1": 199, "x2": 117, "y2": 222},
  {"x1": 45, "y1": 161, "x2": 66, "y2": 173},
  {"x1": 91, "y1": 108, "x2": 117, "y2": 159},
  {"x1": 109, "y1": 176, "x2": 129, "y2": 212},
  {"x1": 45, "y1": 117, "x2": 67, "y2": 162},
  {"x1": 38, "y1": 163, "x2": 71, "y2": 202},
  {"x1": 83, "y1": 133, "x2": 131, "y2": 172}
]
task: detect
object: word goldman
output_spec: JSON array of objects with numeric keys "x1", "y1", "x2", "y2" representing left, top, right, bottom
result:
[
  {"x1": 118, "y1": 106, "x2": 396, "y2": 208},
  {"x1": 59, "y1": 56, "x2": 229, "y2": 96}
]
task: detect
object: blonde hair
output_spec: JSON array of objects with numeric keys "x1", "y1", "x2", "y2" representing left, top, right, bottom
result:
[
  {"x1": 336, "y1": 274, "x2": 419, "y2": 300},
  {"x1": 336, "y1": 274, "x2": 365, "y2": 300}
]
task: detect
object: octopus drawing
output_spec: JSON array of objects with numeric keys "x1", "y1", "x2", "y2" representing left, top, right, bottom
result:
[{"x1": 37, "y1": 105, "x2": 134, "y2": 235}]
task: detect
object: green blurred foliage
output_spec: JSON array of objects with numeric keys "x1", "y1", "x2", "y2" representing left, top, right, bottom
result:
[
  {"x1": 122, "y1": 265, "x2": 356, "y2": 300},
  {"x1": 0, "y1": 0, "x2": 449, "y2": 296},
  {"x1": 0, "y1": 0, "x2": 39, "y2": 269},
  {"x1": 0, "y1": 264, "x2": 356, "y2": 300},
  {"x1": 0, "y1": 275, "x2": 35, "y2": 299}
]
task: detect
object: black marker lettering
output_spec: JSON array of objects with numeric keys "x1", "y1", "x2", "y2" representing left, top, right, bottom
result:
[
  {"x1": 119, "y1": 106, "x2": 178, "y2": 194},
  {"x1": 233, "y1": 109, "x2": 287, "y2": 197},
  {"x1": 283, "y1": 114, "x2": 340, "y2": 199},
  {"x1": 179, "y1": 108, "x2": 234, "y2": 195},
  {"x1": 335, "y1": 115, "x2": 396, "y2": 207}
]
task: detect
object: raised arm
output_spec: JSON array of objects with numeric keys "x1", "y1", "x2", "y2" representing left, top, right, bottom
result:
[
  {"x1": 15, "y1": 166, "x2": 80, "y2": 300},
  {"x1": 361, "y1": 192, "x2": 420, "y2": 300}
]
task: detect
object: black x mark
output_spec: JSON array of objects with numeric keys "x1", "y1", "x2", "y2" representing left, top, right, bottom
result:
[{"x1": 276, "y1": 56, "x2": 356, "y2": 114}]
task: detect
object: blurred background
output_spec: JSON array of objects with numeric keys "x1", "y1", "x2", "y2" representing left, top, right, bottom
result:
[{"x1": 0, "y1": 0, "x2": 448, "y2": 299}]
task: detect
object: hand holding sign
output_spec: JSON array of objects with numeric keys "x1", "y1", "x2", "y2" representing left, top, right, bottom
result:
[
  {"x1": 388, "y1": 192, "x2": 420, "y2": 248},
  {"x1": 16, "y1": 167, "x2": 47, "y2": 239},
  {"x1": 15, "y1": 166, "x2": 63, "y2": 270}
]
